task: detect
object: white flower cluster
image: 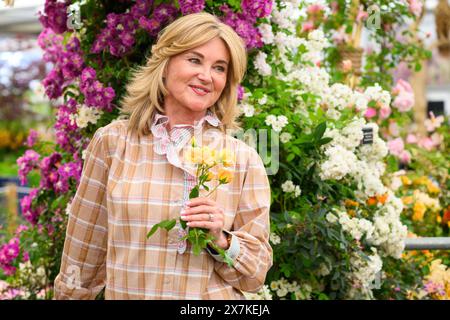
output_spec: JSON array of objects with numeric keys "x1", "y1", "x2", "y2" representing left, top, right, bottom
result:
[
  {"x1": 270, "y1": 232, "x2": 281, "y2": 245},
  {"x1": 70, "y1": 105, "x2": 103, "y2": 128},
  {"x1": 269, "y1": 278, "x2": 307, "y2": 299},
  {"x1": 282, "y1": 66, "x2": 330, "y2": 97},
  {"x1": 346, "y1": 250, "x2": 383, "y2": 299},
  {"x1": 364, "y1": 84, "x2": 391, "y2": 109},
  {"x1": 281, "y1": 180, "x2": 301, "y2": 197},
  {"x1": 370, "y1": 192, "x2": 408, "y2": 258},
  {"x1": 324, "y1": 118, "x2": 365, "y2": 150},
  {"x1": 333, "y1": 210, "x2": 375, "y2": 241},
  {"x1": 319, "y1": 145, "x2": 358, "y2": 180},
  {"x1": 280, "y1": 132, "x2": 292, "y2": 143},
  {"x1": 258, "y1": 23, "x2": 274, "y2": 45},
  {"x1": 302, "y1": 30, "x2": 329, "y2": 64},
  {"x1": 265, "y1": 114, "x2": 288, "y2": 132},
  {"x1": 271, "y1": 1, "x2": 303, "y2": 33},
  {"x1": 254, "y1": 51, "x2": 272, "y2": 76},
  {"x1": 18, "y1": 261, "x2": 47, "y2": 288},
  {"x1": 243, "y1": 285, "x2": 273, "y2": 300}
]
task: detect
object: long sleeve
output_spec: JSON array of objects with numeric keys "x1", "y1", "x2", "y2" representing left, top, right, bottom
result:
[
  {"x1": 54, "y1": 128, "x2": 110, "y2": 300},
  {"x1": 213, "y1": 147, "x2": 273, "y2": 293}
]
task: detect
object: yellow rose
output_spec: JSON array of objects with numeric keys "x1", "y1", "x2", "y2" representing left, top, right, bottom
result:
[
  {"x1": 412, "y1": 201, "x2": 426, "y2": 221},
  {"x1": 218, "y1": 149, "x2": 235, "y2": 167},
  {"x1": 217, "y1": 168, "x2": 233, "y2": 184},
  {"x1": 201, "y1": 146, "x2": 216, "y2": 166},
  {"x1": 205, "y1": 171, "x2": 215, "y2": 182},
  {"x1": 184, "y1": 147, "x2": 203, "y2": 164}
]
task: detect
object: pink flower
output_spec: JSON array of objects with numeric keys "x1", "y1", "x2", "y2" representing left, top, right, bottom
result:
[
  {"x1": 393, "y1": 91, "x2": 414, "y2": 112},
  {"x1": 424, "y1": 111, "x2": 445, "y2": 132},
  {"x1": 302, "y1": 21, "x2": 315, "y2": 33},
  {"x1": 430, "y1": 132, "x2": 443, "y2": 147},
  {"x1": 388, "y1": 121, "x2": 400, "y2": 137},
  {"x1": 418, "y1": 137, "x2": 435, "y2": 151},
  {"x1": 387, "y1": 138, "x2": 405, "y2": 156},
  {"x1": 332, "y1": 27, "x2": 348, "y2": 44},
  {"x1": 406, "y1": 133, "x2": 418, "y2": 144},
  {"x1": 307, "y1": 4, "x2": 324, "y2": 15},
  {"x1": 356, "y1": 9, "x2": 368, "y2": 22},
  {"x1": 392, "y1": 79, "x2": 413, "y2": 95},
  {"x1": 364, "y1": 107, "x2": 377, "y2": 118},
  {"x1": 399, "y1": 150, "x2": 411, "y2": 164},
  {"x1": 379, "y1": 106, "x2": 392, "y2": 119},
  {"x1": 408, "y1": 0, "x2": 423, "y2": 17}
]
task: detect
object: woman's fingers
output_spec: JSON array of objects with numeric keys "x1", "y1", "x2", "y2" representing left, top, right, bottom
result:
[
  {"x1": 186, "y1": 197, "x2": 216, "y2": 208},
  {"x1": 181, "y1": 205, "x2": 223, "y2": 216}
]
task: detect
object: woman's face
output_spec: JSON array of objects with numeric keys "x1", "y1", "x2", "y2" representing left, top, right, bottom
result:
[{"x1": 163, "y1": 37, "x2": 230, "y2": 114}]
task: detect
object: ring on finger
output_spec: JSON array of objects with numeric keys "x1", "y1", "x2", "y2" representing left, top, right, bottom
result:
[{"x1": 208, "y1": 213, "x2": 214, "y2": 222}]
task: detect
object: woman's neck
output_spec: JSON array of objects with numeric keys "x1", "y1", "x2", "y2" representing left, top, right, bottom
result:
[{"x1": 163, "y1": 106, "x2": 208, "y2": 131}]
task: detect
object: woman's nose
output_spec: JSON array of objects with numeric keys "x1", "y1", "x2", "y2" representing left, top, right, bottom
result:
[{"x1": 197, "y1": 67, "x2": 212, "y2": 83}]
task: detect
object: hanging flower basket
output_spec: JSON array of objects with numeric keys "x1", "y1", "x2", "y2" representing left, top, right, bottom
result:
[{"x1": 337, "y1": 45, "x2": 364, "y2": 75}]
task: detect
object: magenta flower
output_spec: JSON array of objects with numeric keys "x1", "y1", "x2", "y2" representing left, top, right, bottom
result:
[
  {"x1": 17, "y1": 150, "x2": 41, "y2": 186},
  {"x1": 80, "y1": 68, "x2": 116, "y2": 111},
  {"x1": 220, "y1": 5, "x2": 263, "y2": 50},
  {"x1": 20, "y1": 188, "x2": 43, "y2": 225},
  {"x1": 38, "y1": 0, "x2": 69, "y2": 34},
  {"x1": 179, "y1": 0, "x2": 205, "y2": 15},
  {"x1": 25, "y1": 129, "x2": 39, "y2": 148},
  {"x1": 364, "y1": 107, "x2": 377, "y2": 119},
  {"x1": 237, "y1": 85, "x2": 244, "y2": 101},
  {"x1": 241, "y1": 0, "x2": 273, "y2": 19}
]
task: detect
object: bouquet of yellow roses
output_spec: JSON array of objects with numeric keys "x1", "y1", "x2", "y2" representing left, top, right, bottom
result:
[{"x1": 147, "y1": 137, "x2": 235, "y2": 267}]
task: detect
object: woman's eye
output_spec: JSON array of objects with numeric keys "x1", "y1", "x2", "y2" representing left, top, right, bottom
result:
[
  {"x1": 188, "y1": 58, "x2": 201, "y2": 64},
  {"x1": 215, "y1": 66, "x2": 226, "y2": 72}
]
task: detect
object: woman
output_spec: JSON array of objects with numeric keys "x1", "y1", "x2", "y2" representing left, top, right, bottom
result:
[{"x1": 54, "y1": 12, "x2": 272, "y2": 300}]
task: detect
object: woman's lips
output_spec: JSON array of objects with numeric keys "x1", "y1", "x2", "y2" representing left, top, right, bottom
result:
[{"x1": 190, "y1": 85, "x2": 209, "y2": 96}]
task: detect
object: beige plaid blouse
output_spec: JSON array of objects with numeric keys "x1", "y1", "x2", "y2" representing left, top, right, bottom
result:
[{"x1": 54, "y1": 111, "x2": 272, "y2": 300}]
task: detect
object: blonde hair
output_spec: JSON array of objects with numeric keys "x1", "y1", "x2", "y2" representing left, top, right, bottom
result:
[{"x1": 119, "y1": 12, "x2": 248, "y2": 136}]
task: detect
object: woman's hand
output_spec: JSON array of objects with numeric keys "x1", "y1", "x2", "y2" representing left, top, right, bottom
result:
[{"x1": 180, "y1": 197, "x2": 229, "y2": 250}]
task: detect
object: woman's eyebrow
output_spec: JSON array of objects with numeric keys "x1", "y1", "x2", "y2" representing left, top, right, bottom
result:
[{"x1": 188, "y1": 51, "x2": 229, "y2": 65}]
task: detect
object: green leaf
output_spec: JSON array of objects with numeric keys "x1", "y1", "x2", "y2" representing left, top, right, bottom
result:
[
  {"x1": 313, "y1": 122, "x2": 327, "y2": 140},
  {"x1": 189, "y1": 186, "x2": 199, "y2": 198},
  {"x1": 286, "y1": 153, "x2": 295, "y2": 162},
  {"x1": 146, "y1": 219, "x2": 177, "y2": 238}
]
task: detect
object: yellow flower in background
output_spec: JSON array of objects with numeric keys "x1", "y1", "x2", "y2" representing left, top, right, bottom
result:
[
  {"x1": 412, "y1": 201, "x2": 426, "y2": 221},
  {"x1": 402, "y1": 196, "x2": 414, "y2": 205},
  {"x1": 218, "y1": 168, "x2": 233, "y2": 184},
  {"x1": 426, "y1": 180, "x2": 440, "y2": 194},
  {"x1": 413, "y1": 176, "x2": 428, "y2": 186},
  {"x1": 401, "y1": 176, "x2": 412, "y2": 186},
  {"x1": 347, "y1": 209, "x2": 356, "y2": 217},
  {"x1": 344, "y1": 199, "x2": 359, "y2": 207}
]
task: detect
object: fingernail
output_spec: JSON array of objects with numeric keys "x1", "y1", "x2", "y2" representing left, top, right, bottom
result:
[
  {"x1": 186, "y1": 201, "x2": 191, "y2": 205},
  {"x1": 180, "y1": 210, "x2": 186, "y2": 215},
  {"x1": 180, "y1": 216, "x2": 187, "y2": 220},
  {"x1": 187, "y1": 222, "x2": 192, "y2": 226}
]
